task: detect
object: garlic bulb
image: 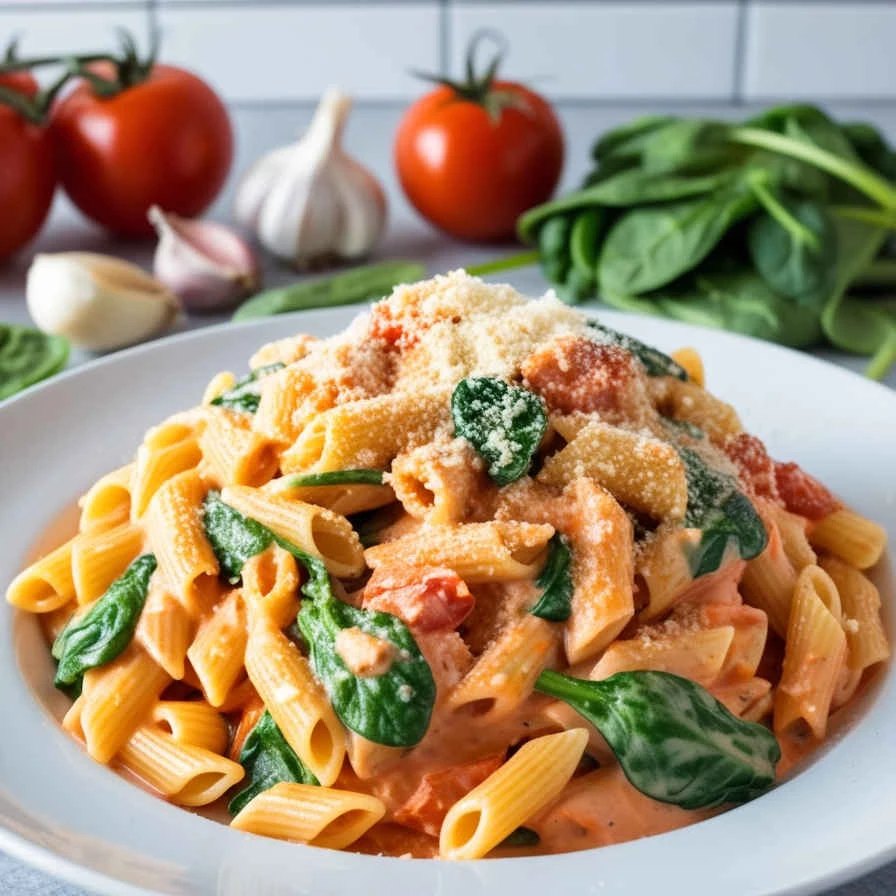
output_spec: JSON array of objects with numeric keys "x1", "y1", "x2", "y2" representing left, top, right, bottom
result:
[
  {"x1": 234, "y1": 87, "x2": 387, "y2": 269},
  {"x1": 26, "y1": 253, "x2": 180, "y2": 352},
  {"x1": 149, "y1": 206, "x2": 261, "y2": 312}
]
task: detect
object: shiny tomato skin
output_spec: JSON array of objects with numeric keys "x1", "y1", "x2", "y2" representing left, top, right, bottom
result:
[
  {"x1": 50, "y1": 65, "x2": 233, "y2": 236},
  {"x1": 0, "y1": 71, "x2": 39, "y2": 96},
  {"x1": 395, "y1": 82, "x2": 564, "y2": 242},
  {"x1": 0, "y1": 105, "x2": 55, "y2": 261}
]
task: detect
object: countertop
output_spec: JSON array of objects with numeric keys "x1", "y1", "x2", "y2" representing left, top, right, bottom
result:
[{"x1": 1, "y1": 101, "x2": 894, "y2": 895}]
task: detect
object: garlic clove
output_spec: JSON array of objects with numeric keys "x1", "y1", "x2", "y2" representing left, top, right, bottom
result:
[
  {"x1": 233, "y1": 86, "x2": 388, "y2": 270},
  {"x1": 149, "y1": 206, "x2": 261, "y2": 312},
  {"x1": 26, "y1": 252, "x2": 181, "y2": 352}
]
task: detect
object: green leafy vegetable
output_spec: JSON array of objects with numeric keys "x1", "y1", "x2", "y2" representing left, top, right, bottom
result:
[
  {"x1": 0, "y1": 324, "x2": 69, "y2": 401},
  {"x1": 499, "y1": 827, "x2": 541, "y2": 848},
  {"x1": 232, "y1": 260, "x2": 426, "y2": 320},
  {"x1": 52, "y1": 554, "x2": 156, "y2": 691},
  {"x1": 297, "y1": 597, "x2": 436, "y2": 747},
  {"x1": 587, "y1": 320, "x2": 688, "y2": 379},
  {"x1": 201, "y1": 491, "x2": 332, "y2": 600},
  {"x1": 210, "y1": 363, "x2": 285, "y2": 414},
  {"x1": 451, "y1": 376, "x2": 548, "y2": 487},
  {"x1": 535, "y1": 669, "x2": 780, "y2": 810},
  {"x1": 677, "y1": 446, "x2": 767, "y2": 577},
  {"x1": 229, "y1": 711, "x2": 319, "y2": 815},
  {"x1": 537, "y1": 214, "x2": 573, "y2": 284},
  {"x1": 529, "y1": 533, "x2": 574, "y2": 622},
  {"x1": 286, "y1": 469, "x2": 385, "y2": 487}
]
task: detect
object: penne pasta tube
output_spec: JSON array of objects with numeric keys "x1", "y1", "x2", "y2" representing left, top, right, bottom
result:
[
  {"x1": 71, "y1": 522, "x2": 144, "y2": 606},
  {"x1": 118, "y1": 725, "x2": 244, "y2": 807},
  {"x1": 230, "y1": 782, "x2": 385, "y2": 849},
  {"x1": 538, "y1": 420, "x2": 687, "y2": 521},
  {"x1": 447, "y1": 614, "x2": 558, "y2": 721},
  {"x1": 810, "y1": 508, "x2": 887, "y2": 570},
  {"x1": 146, "y1": 470, "x2": 220, "y2": 615},
  {"x1": 6, "y1": 537, "x2": 76, "y2": 613},
  {"x1": 199, "y1": 407, "x2": 279, "y2": 489},
  {"x1": 439, "y1": 729, "x2": 588, "y2": 859},
  {"x1": 249, "y1": 334, "x2": 317, "y2": 370},
  {"x1": 135, "y1": 581, "x2": 193, "y2": 680},
  {"x1": 741, "y1": 519, "x2": 797, "y2": 638},
  {"x1": 253, "y1": 364, "x2": 335, "y2": 447},
  {"x1": 280, "y1": 389, "x2": 451, "y2": 475},
  {"x1": 131, "y1": 435, "x2": 202, "y2": 520},
  {"x1": 670, "y1": 347, "x2": 704, "y2": 387},
  {"x1": 240, "y1": 544, "x2": 301, "y2": 629},
  {"x1": 187, "y1": 590, "x2": 249, "y2": 708},
  {"x1": 650, "y1": 377, "x2": 742, "y2": 442},
  {"x1": 202, "y1": 371, "x2": 237, "y2": 405},
  {"x1": 150, "y1": 701, "x2": 229, "y2": 754},
  {"x1": 244, "y1": 616, "x2": 346, "y2": 786},
  {"x1": 770, "y1": 505, "x2": 816, "y2": 571},
  {"x1": 265, "y1": 476, "x2": 395, "y2": 518},
  {"x1": 220, "y1": 486, "x2": 365, "y2": 579},
  {"x1": 78, "y1": 464, "x2": 134, "y2": 534},
  {"x1": 364, "y1": 521, "x2": 555, "y2": 584}
]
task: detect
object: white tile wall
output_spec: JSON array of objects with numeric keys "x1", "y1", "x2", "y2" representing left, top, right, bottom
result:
[
  {"x1": 744, "y1": 2, "x2": 896, "y2": 100},
  {"x1": 450, "y1": 2, "x2": 740, "y2": 100},
  {"x1": 156, "y1": 3, "x2": 441, "y2": 102},
  {"x1": 0, "y1": 7, "x2": 150, "y2": 64}
]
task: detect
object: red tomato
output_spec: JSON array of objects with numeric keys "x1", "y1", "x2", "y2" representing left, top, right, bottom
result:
[
  {"x1": 50, "y1": 64, "x2": 233, "y2": 236},
  {"x1": 395, "y1": 73, "x2": 564, "y2": 242},
  {"x1": 0, "y1": 85, "x2": 55, "y2": 261}
]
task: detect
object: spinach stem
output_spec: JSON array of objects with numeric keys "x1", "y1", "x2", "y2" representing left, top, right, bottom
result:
[
  {"x1": 865, "y1": 322, "x2": 896, "y2": 380},
  {"x1": 853, "y1": 258, "x2": 896, "y2": 289},
  {"x1": 535, "y1": 668, "x2": 593, "y2": 702},
  {"x1": 832, "y1": 205, "x2": 896, "y2": 232},
  {"x1": 749, "y1": 177, "x2": 820, "y2": 249},
  {"x1": 465, "y1": 249, "x2": 539, "y2": 276},
  {"x1": 730, "y1": 126, "x2": 896, "y2": 211}
]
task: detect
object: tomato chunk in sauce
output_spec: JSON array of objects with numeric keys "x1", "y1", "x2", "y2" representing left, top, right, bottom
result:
[{"x1": 362, "y1": 564, "x2": 475, "y2": 632}]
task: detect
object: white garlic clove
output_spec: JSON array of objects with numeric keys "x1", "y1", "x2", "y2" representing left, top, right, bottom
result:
[
  {"x1": 233, "y1": 86, "x2": 388, "y2": 270},
  {"x1": 149, "y1": 206, "x2": 261, "y2": 312},
  {"x1": 26, "y1": 252, "x2": 181, "y2": 352}
]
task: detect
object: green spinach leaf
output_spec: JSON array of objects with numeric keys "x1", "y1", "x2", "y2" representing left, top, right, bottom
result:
[
  {"x1": 297, "y1": 597, "x2": 436, "y2": 747},
  {"x1": 287, "y1": 469, "x2": 385, "y2": 487},
  {"x1": 591, "y1": 114, "x2": 678, "y2": 163},
  {"x1": 535, "y1": 669, "x2": 780, "y2": 810},
  {"x1": 587, "y1": 321, "x2": 688, "y2": 380},
  {"x1": 0, "y1": 324, "x2": 69, "y2": 401},
  {"x1": 210, "y1": 362, "x2": 285, "y2": 414},
  {"x1": 529, "y1": 533, "x2": 574, "y2": 622},
  {"x1": 229, "y1": 710, "x2": 319, "y2": 815},
  {"x1": 537, "y1": 214, "x2": 574, "y2": 284},
  {"x1": 598, "y1": 188, "x2": 757, "y2": 296},
  {"x1": 451, "y1": 377, "x2": 548, "y2": 487},
  {"x1": 53, "y1": 554, "x2": 156, "y2": 691},
  {"x1": 677, "y1": 446, "x2": 767, "y2": 577}
]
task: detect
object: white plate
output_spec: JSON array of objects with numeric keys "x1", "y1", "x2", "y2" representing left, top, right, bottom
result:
[{"x1": 1, "y1": 306, "x2": 895, "y2": 896}]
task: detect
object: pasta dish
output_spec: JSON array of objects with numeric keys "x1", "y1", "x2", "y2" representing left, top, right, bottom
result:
[{"x1": 6, "y1": 271, "x2": 890, "y2": 859}]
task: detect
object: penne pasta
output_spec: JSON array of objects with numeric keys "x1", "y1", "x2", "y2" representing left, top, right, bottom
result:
[
  {"x1": 131, "y1": 432, "x2": 202, "y2": 520},
  {"x1": 670, "y1": 347, "x2": 705, "y2": 387},
  {"x1": 135, "y1": 581, "x2": 193, "y2": 680},
  {"x1": 265, "y1": 476, "x2": 395, "y2": 518},
  {"x1": 240, "y1": 544, "x2": 301, "y2": 629},
  {"x1": 810, "y1": 508, "x2": 887, "y2": 570},
  {"x1": 6, "y1": 537, "x2": 76, "y2": 613},
  {"x1": 439, "y1": 729, "x2": 588, "y2": 859},
  {"x1": 741, "y1": 518, "x2": 797, "y2": 638},
  {"x1": 202, "y1": 371, "x2": 237, "y2": 405},
  {"x1": 187, "y1": 589, "x2": 249, "y2": 708},
  {"x1": 199, "y1": 407, "x2": 279, "y2": 489},
  {"x1": 649, "y1": 376, "x2": 742, "y2": 442},
  {"x1": 71, "y1": 522, "x2": 144, "y2": 606},
  {"x1": 78, "y1": 463, "x2": 134, "y2": 534},
  {"x1": 150, "y1": 701, "x2": 230, "y2": 754},
  {"x1": 231, "y1": 782, "x2": 385, "y2": 849}
]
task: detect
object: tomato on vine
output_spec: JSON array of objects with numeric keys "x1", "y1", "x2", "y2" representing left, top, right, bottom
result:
[{"x1": 395, "y1": 32, "x2": 564, "y2": 243}]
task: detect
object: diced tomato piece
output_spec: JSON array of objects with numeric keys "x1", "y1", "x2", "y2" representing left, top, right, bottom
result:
[
  {"x1": 774, "y1": 462, "x2": 840, "y2": 520},
  {"x1": 363, "y1": 564, "x2": 475, "y2": 632},
  {"x1": 394, "y1": 753, "x2": 505, "y2": 837},
  {"x1": 227, "y1": 696, "x2": 265, "y2": 761},
  {"x1": 521, "y1": 336, "x2": 643, "y2": 415},
  {"x1": 722, "y1": 433, "x2": 779, "y2": 502}
]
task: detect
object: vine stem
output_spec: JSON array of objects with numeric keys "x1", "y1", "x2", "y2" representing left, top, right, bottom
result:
[
  {"x1": 465, "y1": 249, "x2": 539, "y2": 277},
  {"x1": 832, "y1": 205, "x2": 896, "y2": 232},
  {"x1": 730, "y1": 127, "x2": 896, "y2": 211},
  {"x1": 865, "y1": 321, "x2": 896, "y2": 381},
  {"x1": 748, "y1": 176, "x2": 820, "y2": 249}
]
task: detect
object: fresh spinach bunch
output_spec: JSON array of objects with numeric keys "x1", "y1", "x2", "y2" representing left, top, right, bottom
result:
[
  {"x1": 536, "y1": 669, "x2": 780, "y2": 810},
  {"x1": 201, "y1": 492, "x2": 437, "y2": 748},
  {"x1": 501, "y1": 104, "x2": 896, "y2": 379},
  {"x1": 0, "y1": 324, "x2": 69, "y2": 401},
  {"x1": 229, "y1": 711, "x2": 319, "y2": 815},
  {"x1": 52, "y1": 554, "x2": 156, "y2": 694}
]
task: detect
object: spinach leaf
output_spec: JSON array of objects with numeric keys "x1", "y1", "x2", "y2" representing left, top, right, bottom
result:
[
  {"x1": 535, "y1": 669, "x2": 780, "y2": 810},
  {"x1": 529, "y1": 534, "x2": 574, "y2": 622},
  {"x1": 297, "y1": 597, "x2": 436, "y2": 747},
  {"x1": 201, "y1": 491, "x2": 332, "y2": 600},
  {"x1": 210, "y1": 362, "x2": 285, "y2": 414},
  {"x1": 747, "y1": 193, "x2": 837, "y2": 306},
  {"x1": 52, "y1": 554, "x2": 156, "y2": 691},
  {"x1": 500, "y1": 827, "x2": 541, "y2": 848},
  {"x1": 598, "y1": 188, "x2": 757, "y2": 296},
  {"x1": 662, "y1": 415, "x2": 705, "y2": 441},
  {"x1": 677, "y1": 446, "x2": 767, "y2": 577},
  {"x1": 229, "y1": 710, "x2": 319, "y2": 815},
  {"x1": 569, "y1": 208, "x2": 605, "y2": 282},
  {"x1": 287, "y1": 469, "x2": 385, "y2": 487},
  {"x1": 232, "y1": 260, "x2": 426, "y2": 321},
  {"x1": 639, "y1": 119, "x2": 735, "y2": 175},
  {"x1": 451, "y1": 377, "x2": 548, "y2": 487},
  {"x1": 842, "y1": 122, "x2": 896, "y2": 181},
  {"x1": 0, "y1": 324, "x2": 69, "y2": 401},
  {"x1": 587, "y1": 321, "x2": 688, "y2": 380},
  {"x1": 591, "y1": 114, "x2": 677, "y2": 163},
  {"x1": 537, "y1": 214, "x2": 573, "y2": 284}
]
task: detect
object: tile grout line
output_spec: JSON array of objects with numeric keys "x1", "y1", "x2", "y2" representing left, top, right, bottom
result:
[
  {"x1": 438, "y1": 0, "x2": 450, "y2": 78},
  {"x1": 731, "y1": 0, "x2": 748, "y2": 105}
]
